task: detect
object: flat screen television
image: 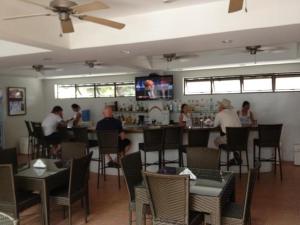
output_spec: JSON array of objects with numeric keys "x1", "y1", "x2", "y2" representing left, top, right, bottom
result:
[{"x1": 135, "y1": 75, "x2": 174, "y2": 100}]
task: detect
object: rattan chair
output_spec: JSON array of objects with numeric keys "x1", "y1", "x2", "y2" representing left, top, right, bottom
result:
[
  {"x1": 181, "y1": 129, "x2": 210, "y2": 166},
  {"x1": 219, "y1": 127, "x2": 249, "y2": 178},
  {"x1": 186, "y1": 147, "x2": 220, "y2": 170},
  {"x1": 253, "y1": 124, "x2": 283, "y2": 181},
  {"x1": 139, "y1": 128, "x2": 164, "y2": 171},
  {"x1": 0, "y1": 212, "x2": 18, "y2": 225},
  {"x1": 221, "y1": 165, "x2": 259, "y2": 225},
  {"x1": 143, "y1": 172, "x2": 203, "y2": 225},
  {"x1": 0, "y1": 164, "x2": 41, "y2": 221},
  {"x1": 162, "y1": 126, "x2": 183, "y2": 167},
  {"x1": 0, "y1": 148, "x2": 18, "y2": 174},
  {"x1": 50, "y1": 152, "x2": 93, "y2": 225},
  {"x1": 61, "y1": 142, "x2": 87, "y2": 161},
  {"x1": 121, "y1": 152, "x2": 146, "y2": 225},
  {"x1": 97, "y1": 130, "x2": 121, "y2": 189},
  {"x1": 25, "y1": 120, "x2": 35, "y2": 160}
]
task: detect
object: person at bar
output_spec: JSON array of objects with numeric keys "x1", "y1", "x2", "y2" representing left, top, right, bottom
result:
[
  {"x1": 214, "y1": 99, "x2": 242, "y2": 164},
  {"x1": 70, "y1": 103, "x2": 82, "y2": 127},
  {"x1": 96, "y1": 106, "x2": 131, "y2": 167},
  {"x1": 179, "y1": 103, "x2": 192, "y2": 127},
  {"x1": 237, "y1": 101, "x2": 255, "y2": 126}
]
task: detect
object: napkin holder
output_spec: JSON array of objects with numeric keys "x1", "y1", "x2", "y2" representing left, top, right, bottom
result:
[
  {"x1": 179, "y1": 168, "x2": 197, "y2": 180},
  {"x1": 33, "y1": 159, "x2": 47, "y2": 169}
]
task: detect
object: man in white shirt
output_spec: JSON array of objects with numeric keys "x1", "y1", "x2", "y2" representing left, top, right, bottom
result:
[
  {"x1": 214, "y1": 99, "x2": 242, "y2": 164},
  {"x1": 42, "y1": 106, "x2": 65, "y2": 156}
]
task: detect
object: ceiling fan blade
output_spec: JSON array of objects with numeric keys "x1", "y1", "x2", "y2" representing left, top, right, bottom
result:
[
  {"x1": 19, "y1": 0, "x2": 53, "y2": 10},
  {"x1": 78, "y1": 15, "x2": 125, "y2": 29},
  {"x1": 71, "y1": 1, "x2": 109, "y2": 14},
  {"x1": 61, "y1": 19, "x2": 74, "y2": 33},
  {"x1": 3, "y1": 13, "x2": 53, "y2": 20},
  {"x1": 228, "y1": 0, "x2": 244, "y2": 13}
]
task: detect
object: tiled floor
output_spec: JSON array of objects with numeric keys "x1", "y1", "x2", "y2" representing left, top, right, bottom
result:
[{"x1": 20, "y1": 162, "x2": 300, "y2": 225}]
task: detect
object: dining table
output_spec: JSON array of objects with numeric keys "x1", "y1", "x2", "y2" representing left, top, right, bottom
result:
[
  {"x1": 15, "y1": 159, "x2": 69, "y2": 225},
  {"x1": 135, "y1": 168, "x2": 235, "y2": 225}
]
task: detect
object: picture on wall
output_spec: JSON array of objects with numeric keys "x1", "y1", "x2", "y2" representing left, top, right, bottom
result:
[{"x1": 7, "y1": 87, "x2": 26, "y2": 116}]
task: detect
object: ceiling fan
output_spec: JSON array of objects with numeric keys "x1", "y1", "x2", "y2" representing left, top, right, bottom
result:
[
  {"x1": 84, "y1": 60, "x2": 105, "y2": 68},
  {"x1": 3, "y1": 0, "x2": 125, "y2": 33},
  {"x1": 162, "y1": 53, "x2": 199, "y2": 62}
]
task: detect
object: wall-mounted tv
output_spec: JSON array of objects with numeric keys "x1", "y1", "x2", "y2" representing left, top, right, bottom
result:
[{"x1": 135, "y1": 74, "x2": 174, "y2": 100}]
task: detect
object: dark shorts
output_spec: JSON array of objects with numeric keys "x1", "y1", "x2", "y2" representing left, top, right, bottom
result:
[
  {"x1": 119, "y1": 138, "x2": 131, "y2": 152},
  {"x1": 45, "y1": 132, "x2": 62, "y2": 145}
]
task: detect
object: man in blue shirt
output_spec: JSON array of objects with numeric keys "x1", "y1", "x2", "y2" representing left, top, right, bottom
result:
[{"x1": 96, "y1": 106, "x2": 131, "y2": 167}]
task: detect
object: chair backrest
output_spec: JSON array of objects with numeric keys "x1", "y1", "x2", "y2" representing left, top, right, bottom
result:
[
  {"x1": 121, "y1": 152, "x2": 143, "y2": 202},
  {"x1": 242, "y1": 165, "x2": 259, "y2": 223},
  {"x1": 31, "y1": 122, "x2": 45, "y2": 140},
  {"x1": 0, "y1": 148, "x2": 18, "y2": 174},
  {"x1": 0, "y1": 165, "x2": 17, "y2": 217},
  {"x1": 97, "y1": 130, "x2": 120, "y2": 154},
  {"x1": 72, "y1": 127, "x2": 89, "y2": 144},
  {"x1": 0, "y1": 212, "x2": 18, "y2": 225},
  {"x1": 258, "y1": 124, "x2": 283, "y2": 147},
  {"x1": 188, "y1": 129, "x2": 210, "y2": 147},
  {"x1": 226, "y1": 127, "x2": 249, "y2": 151},
  {"x1": 68, "y1": 152, "x2": 93, "y2": 197},
  {"x1": 143, "y1": 128, "x2": 164, "y2": 151},
  {"x1": 61, "y1": 142, "x2": 87, "y2": 160},
  {"x1": 163, "y1": 126, "x2": 183, "y2": 150},
  {"x1": 24, "y1": 121, "x2": 34, "y2": 136},
  {"x1": 186, "y1": 147, "x2": 220, "y2": 170},
  {"x1": 143, "y1": 172, "x2": 189, "y2": 225},
  {"x1": 57, "y1": 127, "x2": 72, "y2": 142}
]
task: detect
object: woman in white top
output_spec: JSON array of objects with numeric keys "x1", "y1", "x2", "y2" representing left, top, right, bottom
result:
[
  {"x1": 237, "y1": 101, "x2": 255, "y2": 126},
  {"x1": 71, "y1": 103, "x2": 82, "y2": 127},
  {"x1": 179, "y1": 104, "x2": 192, "y2": 127}
]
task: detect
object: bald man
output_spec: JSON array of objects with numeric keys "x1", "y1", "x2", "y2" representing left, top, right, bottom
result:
[{"x1": 96, "y1": 106, "x2": 131, "y2": 167}]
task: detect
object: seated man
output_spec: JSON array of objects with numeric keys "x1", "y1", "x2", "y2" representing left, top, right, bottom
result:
[
  {"x1": 214, "y1": 99, "x2": 242, "y2": 165},
  {"x1": 96, "y1": 106, "x2": 131, "y2": 167}
]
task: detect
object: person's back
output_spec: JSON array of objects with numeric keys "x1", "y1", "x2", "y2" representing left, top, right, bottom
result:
[
  {"x1": 215, "y1": 108, "x2": 241, "y2": 134},
  {"x1": 42, "y1": 113, "x2": 62, "y2": 136},
  {"x1": 96, "y1": 117, "x2": 122, "y2": 131}
]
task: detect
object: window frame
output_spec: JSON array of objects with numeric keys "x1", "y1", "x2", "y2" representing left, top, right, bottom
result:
[
  {"x1": 184, "y1": 78, "x2": 212, "y2": 95},
  {"x1": 274, "y1": 74, "x2": 300, "y2": 92},
  {"x1": 212, "y1": 76, "x2": 242, "y2": 94},
  {"x1": 115, "y1": 82, "x2": 135, "y2": 97},
  {"x1": 75, "y1": 83, "x2": 96, "y2": 99},
  {"x1": 242, "y1": 75, "x2": 273, "y2": 93},
  {"x1": 55, "y1": 84, "x2": 76, "y2": 99},
  {"x1": 95, "y1": 83, "x2": 116, "y2": 98}
]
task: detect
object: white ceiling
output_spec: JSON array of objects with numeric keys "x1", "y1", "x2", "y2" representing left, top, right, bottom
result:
[{"x1": 0, "y1": 0, "x2": 300, "y2": 78}]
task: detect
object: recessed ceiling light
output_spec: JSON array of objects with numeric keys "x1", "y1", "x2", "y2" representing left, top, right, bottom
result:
[
  {"x1": 222, "y1": 40, "x2": 233, "y2": 44},
  {"x1": 120, "y1": 50, "x2": 131, "y2": 54}
]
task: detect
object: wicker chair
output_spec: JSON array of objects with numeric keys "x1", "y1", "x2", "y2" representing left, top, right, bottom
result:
[
  {"x1": 97, "y1": 130, "x2": 121, "y2": 189},
  {"x1": 61, "y1": 142, "x2": 87, "y2": 161},
  {"x1": 253, "y1": 124, "x2": 283, "y2": 181},
  {"x1": 139, "y1": 128, "x2": 165, "y2": 171},
  {"x1": 186, "y1": 147, "x2": 220, "y2": 170},
  {"x1": 143, "y1": 172, "x2": 203, "y2": 225},
  {"x1": 0, "y1": 212, "x2": 18, "y2": 225},
  {"x1": 0, "y1": 148, "x2": 18, "y2": 174},
  {"x1": 25, "y1": 120, "x2": 35, "y2": 160},
  {"x1": 221, "y1": 165, "x2": 259, "y2": 225},
  {"x1": 50, "y1": 152, "x2": 93, "y2": 225},
  {"x1": 219, "y1": 127, "x2": 250, "y2": 178},
  {"x1": 0, "y1": 164, "x2": 41, "y2": 221},
  {"x1": 162, "y1": 126, "x2": 183, "y2": 167},
  {"x1": 121, "y1": 152, "x2": 148, "y2": 225}
]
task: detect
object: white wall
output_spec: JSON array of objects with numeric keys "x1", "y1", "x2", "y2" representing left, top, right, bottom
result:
[
  {"x1": 0, "y1": 76, "x2": 45, "y2": 149},
  {"x1": 42, "y1": 63, "x2": 300, "y2": 161}
]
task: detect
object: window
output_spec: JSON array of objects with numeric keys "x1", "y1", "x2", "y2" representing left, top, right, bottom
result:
[
  {"x1": 275, "y1": 76, "x2": 300, "y2": 92},
  {"x1": 95, "y1": 84, "x2": 115, "y2": 97},
  {"x1": 76, "y1": 84, "x2": 95, "y2": 98},
  {"x1": 243, "y1": 77, "x2": 272, "y2": 93},
  {"x1": 116, "y1": 83, "x2": 135, "y2": 97},
  {"x1": 213, "y1": 78, "x2": 240, "y2": 94},
  {"x1": 55, "y1": 84, "x2": 76, "y2": 99},
  {"x1": 184, "y1": 79, "x2": 211, "y2": 95}
]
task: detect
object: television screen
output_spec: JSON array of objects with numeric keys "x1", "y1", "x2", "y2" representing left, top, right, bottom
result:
[{"x1": 135, "y1": 75, "x2": 174, "y2": 100}]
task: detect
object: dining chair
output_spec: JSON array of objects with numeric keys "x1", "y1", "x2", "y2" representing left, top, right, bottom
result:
[
  {"x1": 186, "y1": 147, "x2": 220, "y2": 170},
  {"x1": 253, "y1": 124, "x2": 283, "y2": 181},
  {"x1": 96, "y1": 130, "x2": 121, "y2": 189},
  {"x1": 0, "y1": 212, "x2": 18, "y2": 225},
  {"x1": 221, "y1": 165, "x2": 259, "y2": 225},
  {"x1": 25, "y1": 120, "x2": 35, "y2": 160},
  {"x1": 50, "y1": 152, "x2": 93, "y2": 225},
  {"x1": 139, "y1": 128, "x2": 165, "y2": 171},
  {"x1": 61, "y1": 142, "x2": 87, "y2": 161},
  {"x1": 219, "y1": 127, "x2": 250, "y2": 178},
  {"x1": 0, "y1": 164, "x2": 41, "y2": 221},
  {"x1": 121, "y1": 152, "x2": 149, "y2": 225},
  {"x1": 181, "y1": 129, "x2": 210, "y2": 166},
  {"x1": 0, "y1": 148, "x2": 18, "y2": 174},
  {"x1": 162, "y1": 126, "x2": 183, "y2": 167},
  {"x1": 143, "y1": 172, "x2": 203, "y2": 225}
]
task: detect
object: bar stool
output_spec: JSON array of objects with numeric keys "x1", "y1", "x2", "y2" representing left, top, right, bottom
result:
[
  {"x1": 253, "y1": 124, "x2": 283, "y2": 181},
  {"x1": 162, "y1": 126, "x2": 183, "y2": 167},
  {"x1": 72, "y1": 127, "x2": 98, "y2": 154},
  {"x1": 25, "y1": 120, "x2": 35, "y2": 160},
  {"x1": 181, "y1": 129, "x2": 210, "y2": 166},
  {"x1": 139, "y1": 128, "x2": 164, "y2": 171},
  {"x1": 31, "y1": 122, "x2": 51, "y2": 158},
  {"x1": 219, "y1": 127, "x2": 249, "y2": 178}
]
